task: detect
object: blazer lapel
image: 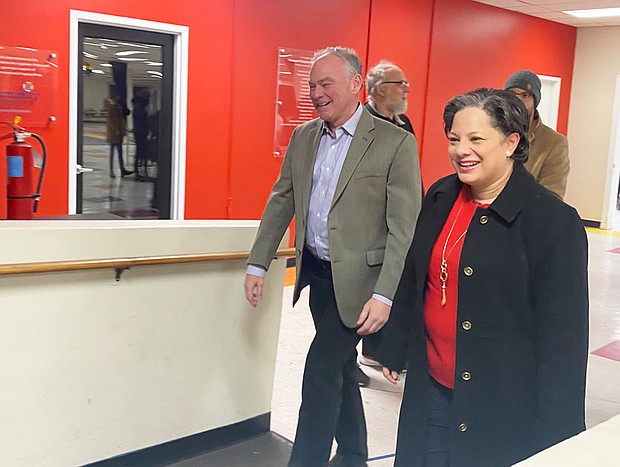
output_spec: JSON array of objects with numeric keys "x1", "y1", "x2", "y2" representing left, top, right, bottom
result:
[
  {"x1": 300, "y1": 120, "x2": 324, "y2": 222},
  {"x1": 331, "y1": 108, "x2": 375, "y2": 208}
]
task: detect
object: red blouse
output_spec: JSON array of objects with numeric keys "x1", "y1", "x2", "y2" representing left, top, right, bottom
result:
[{"x1": 424, "y1": 185, "x2": 487, "y2": 388}]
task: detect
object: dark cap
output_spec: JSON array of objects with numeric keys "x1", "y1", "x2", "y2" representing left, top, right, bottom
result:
[{"x1": 504, "y1": 70, "x2": 541, "y2": 108}]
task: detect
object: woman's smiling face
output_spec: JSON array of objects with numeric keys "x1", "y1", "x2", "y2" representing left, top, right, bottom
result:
[{"x1": 447, "y1": 107, "x2": 517, "y2": 191}]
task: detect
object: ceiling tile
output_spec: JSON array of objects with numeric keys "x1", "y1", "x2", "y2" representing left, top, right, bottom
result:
[{"x1": 474, "y1": 0, "x2": 620, "y2": 26}]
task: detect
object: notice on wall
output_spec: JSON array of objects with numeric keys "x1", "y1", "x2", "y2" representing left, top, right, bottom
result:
[
  {"x1": 274, "y1": 47, "x2": 317, "y2": 157},
  {"x1": 0, "y1": 45, "x2": 58, "y2": 127}
]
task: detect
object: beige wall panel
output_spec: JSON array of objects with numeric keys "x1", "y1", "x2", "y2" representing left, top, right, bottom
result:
[
  {"x1": 568, "y1": 27, "x2": 620, "y2": 224},
  {"x1": 0, "y1": 221, "x2": 287, "y2": 466}
]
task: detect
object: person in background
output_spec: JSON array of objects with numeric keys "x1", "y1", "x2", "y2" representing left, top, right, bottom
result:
[
  {"x1": 244, "y1": 46, "x2": 421, "y2": 467},
  {"x1": 352, "y1": 60, "x2": 417, "y2": 385},
  {"x1": 105, "y1": 95, "x2": 132, "y2": 178},
  {"x1": 131, "y1": 90, "x2": 150, "y2": 181},
  {"x1": 378, "y1": 88, "x2": 588, "y2": 466},
  {"x1": 365, "y1": 60, "x2": 414, "y2": 135},
  {"x1": 504, "y1": 70, "x2": 570, "y2": 199}
]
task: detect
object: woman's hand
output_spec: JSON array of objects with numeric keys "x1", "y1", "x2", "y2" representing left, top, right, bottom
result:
[{"x1": 382, "y1": 367, "x2": 401, "y2": 385}]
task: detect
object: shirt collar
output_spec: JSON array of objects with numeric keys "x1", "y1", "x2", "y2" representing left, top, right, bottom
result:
[
  {"x1": 432, "y1": 164, "x2": 536, "y2": 224},
  {"x1": 322, "y1": 103, "x2": 363, "y2": 137},
  {"x1": 367, "y1": 100, "x2": 405, "y2": 126}
]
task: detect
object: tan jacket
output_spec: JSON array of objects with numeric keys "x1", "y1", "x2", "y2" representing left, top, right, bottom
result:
[
  {"x1": 248, "y1": 107, "x2": 422, "y2": 328},
  {"x1": 105, "y1": 99, "x2": 126, "y2": 144},
  {"x1": 525, "y1": 110, "x2": 570, "y2": 199}
]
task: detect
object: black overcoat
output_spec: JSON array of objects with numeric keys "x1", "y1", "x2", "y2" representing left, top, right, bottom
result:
[{"x1": 378, "y1": 164, "x2": 589, "y2": 466}]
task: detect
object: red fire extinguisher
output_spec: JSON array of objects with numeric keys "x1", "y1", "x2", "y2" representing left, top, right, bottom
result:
[{"x1": 2, "y1": 122, "x2": 47, "y2": 220}]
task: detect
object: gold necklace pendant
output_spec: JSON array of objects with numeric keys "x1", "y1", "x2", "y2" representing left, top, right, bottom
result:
[
  {"x1": 440, "y1": 259, "x2": 448, "y2": 306},
  {"x1": 439, "y1": 197, "x2": 470, "y2": 307}
]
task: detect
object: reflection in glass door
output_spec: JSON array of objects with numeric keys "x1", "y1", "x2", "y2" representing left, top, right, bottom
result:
[{"x1": 78, "y1": 24, "x2": 173, "y2": 219}]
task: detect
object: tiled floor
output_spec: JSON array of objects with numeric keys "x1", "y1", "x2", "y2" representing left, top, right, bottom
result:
[
  {"x1": 81, "y1": 125, "x2": 157, "y2": 219},
  {"x1": 268, "y1": 226, "x2": 620, "y2": 466}
]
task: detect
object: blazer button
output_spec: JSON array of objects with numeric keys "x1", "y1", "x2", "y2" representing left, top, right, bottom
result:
[
  {"x1": 459, "y1": 423, "x2": 468, "y2": 432},
  {"x1": 463, "y1": 266, "x2": 474, "y2": 276},
  {"x1": 462, "y1": 321, "x2": 472, "y2": 331},
  {"x1": 462, "y1": 371, "x2": 471, "y2": 381},
  {"x1": 479, "y1": 215, "x2": 488, "y2": 224}
]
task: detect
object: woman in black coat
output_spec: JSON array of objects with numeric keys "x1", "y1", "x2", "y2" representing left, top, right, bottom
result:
[{"x1": 377, "y1": 88, "x2": 588, "y2": 467}]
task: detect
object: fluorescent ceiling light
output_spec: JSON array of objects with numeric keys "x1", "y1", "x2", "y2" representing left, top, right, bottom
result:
[
  {"x1": 118, "y1": 57, "x2": 148, "y2": 62},
  {"x1": 100, "y1": 63, "x2": 113, "y2": 67},
  {"x1": 146, "y1": 61, "x2": 163, "y2": 66},
  {"x1": 563, "y1": 8, "x2": 620, "y2": 18},
  {"x1": 117, "y1": 42, "x2": 150, "y2": 49},
  {"x1": 91, "y1": 70, "x2": 105, "y2": 75},
  {"x1": 115, "y1": 51, "x2": 148, "y2": 57}
]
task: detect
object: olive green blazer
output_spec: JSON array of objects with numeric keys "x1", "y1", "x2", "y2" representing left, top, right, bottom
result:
[{"x1": 248, "y1": 107, "x2": 421, "y2": 328}]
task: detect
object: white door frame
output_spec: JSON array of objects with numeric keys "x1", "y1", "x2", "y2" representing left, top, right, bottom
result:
[
  {"x1": 69, "y1": 10, "x2": 188, "y2": 218},
  {"x1": 537, "y1": 74, "x2": 561, "y2": 131},
  {"x1": 601, "y1": 75, "x2": 620, "y2": 230}
]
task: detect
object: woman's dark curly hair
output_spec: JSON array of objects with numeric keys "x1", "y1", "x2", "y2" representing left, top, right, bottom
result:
[{"x1": 443, "y1": 88, "x2": 529, "y2": 163}]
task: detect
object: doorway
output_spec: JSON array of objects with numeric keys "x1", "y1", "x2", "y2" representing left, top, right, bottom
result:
[
  {"x1": 77, "y1": 24, "x2": 173, "y2": 219},
  {"x1": 69, "y1": 11, "x2": 189, "y2": 219},
  {"x1": 538, "y1": 75, "x2": 561, "y2": 131},
  {"x1": 606, "y1": 75, "x2": 620, "y2": 231}
]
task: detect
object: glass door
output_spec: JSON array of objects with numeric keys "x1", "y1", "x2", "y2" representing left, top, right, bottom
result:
[{"x1": 77, "y1": 24, "x2": 174, "y2": 218}]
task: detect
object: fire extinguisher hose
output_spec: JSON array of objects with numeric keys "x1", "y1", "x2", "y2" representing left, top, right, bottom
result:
[{"x1": 28, "y1": 132, "x2": 47, "y2": 213}]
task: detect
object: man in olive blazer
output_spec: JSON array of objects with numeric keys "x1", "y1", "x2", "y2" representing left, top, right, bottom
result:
[
  {"x1": 244, "y1": 47, "x2": 421, "y2": 466},
  {"x1": 247, "y1": 104, "x2": 419, "y2": 328}
]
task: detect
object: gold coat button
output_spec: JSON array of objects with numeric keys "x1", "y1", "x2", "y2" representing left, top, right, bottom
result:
[
  {"x1": 479, "y1": 215, "x2": 488, "y2": 224},
  {"x1": 459, "y1": 423, "x2": 468, "y2": 432},
  {"x1": 463, "y1": 266, "x2": 474, "y2": 276},
  {"x1": 462, "y1": 321, "x2": 472, "y2": 330},
  {"x1": 462, "y1": 371, "x2": 471, "y2": 381}
]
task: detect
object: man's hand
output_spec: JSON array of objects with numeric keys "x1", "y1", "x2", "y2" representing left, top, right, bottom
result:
[
  {"x1": 356, "y1": 297, "x2": 391, "y2": 335},
  {"x1": 382, "y1": 367, "x2": 400, "y2": 385},
  {"x1": 244, "y1": 274, "x2": 264, "y2": 307}
]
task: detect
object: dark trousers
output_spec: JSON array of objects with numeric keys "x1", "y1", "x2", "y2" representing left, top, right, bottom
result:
[
  {"x1": 288, "y1": 250, "x2": 368, "y2": 467},
  {"x1": 361, "y1": 332, "x2": 380, "y2": 359},
  {"x1": 425, "y1": 378, "x2": 452, "y2": 467},
  {"x1": 109, "y1": 142, "x2": 126, "y2": 173},
  {"x1": 134, "y1": 132, "x2": 148, "y2": 175}
]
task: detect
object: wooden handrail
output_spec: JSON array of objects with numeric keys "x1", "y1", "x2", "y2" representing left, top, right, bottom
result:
[{"x1": 0, "y1": 247, "x2": 296, "y2": 276}]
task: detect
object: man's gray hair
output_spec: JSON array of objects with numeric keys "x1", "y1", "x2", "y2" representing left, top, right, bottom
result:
[
  {"x1": 313, "y1": 46, "x2": 362, "y2": 79},
  {"x1": 366, "y1": 60, "x2": 395, "y2": 95}
]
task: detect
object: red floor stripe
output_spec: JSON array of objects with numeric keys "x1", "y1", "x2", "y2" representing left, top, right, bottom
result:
[{"x1": 592, "y1": 340, "x2": 620, "y2": 362}]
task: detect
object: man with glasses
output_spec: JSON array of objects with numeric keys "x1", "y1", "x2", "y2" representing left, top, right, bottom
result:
[
  {"x1": 348, "y1": 61, "x2": 417, "y2": 387},
  {"x1": 504, "y1": 70, "x2": 570, "y2": 199},
  {"x1": 365, "y1": 61, "x2": 414, "y2": 135}
]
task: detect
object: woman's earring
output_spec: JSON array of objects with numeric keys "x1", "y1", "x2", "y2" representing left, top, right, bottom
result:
[{"x1": 505, "y1": 151, "x2": 512, "y2": 158}]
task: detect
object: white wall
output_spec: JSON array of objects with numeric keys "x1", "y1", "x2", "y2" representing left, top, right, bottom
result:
[
  {"x1": 83, "y1": 74, "x2": 110, "y2": 112},
  {"x1": 567, "y1": 26, "x2": 620, "y2": 225},
  {"x1": 0, "y1": 220, "x2": 287, "y2": 466}
]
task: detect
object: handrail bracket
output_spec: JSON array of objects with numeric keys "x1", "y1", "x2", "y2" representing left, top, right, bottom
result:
[{"x1": 115, "y1": 267, "x2": 130, "y2": 282}]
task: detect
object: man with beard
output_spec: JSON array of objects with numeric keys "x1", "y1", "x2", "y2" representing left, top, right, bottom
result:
[
  {"x1": 504, "y1": 70, "x2": 570, "y2": 199},
  {"x1": 354, "y1": 61, "x2": 417, "y2": 384},
  {"x1": 365, "y1": 61, "x2": 414, "y2": 135}
]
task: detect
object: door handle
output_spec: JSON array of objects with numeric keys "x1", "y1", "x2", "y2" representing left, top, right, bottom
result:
[{"x1": 76, "y1": 164, "x2": 94, "y2": 174}]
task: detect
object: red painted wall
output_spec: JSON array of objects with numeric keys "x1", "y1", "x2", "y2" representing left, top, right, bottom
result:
[
  {"x1": 226, "y1": 0, "x2": 371, "y2": 219},
  {"x1": 420, "y1": 0, "x2": 576, "y2": 189},
  {"x1": 366, "y1": 0, "x2": 434, "y2": 151},
  {"x1": 0, "y1": 0, "x2": 576, "y2": 219}
]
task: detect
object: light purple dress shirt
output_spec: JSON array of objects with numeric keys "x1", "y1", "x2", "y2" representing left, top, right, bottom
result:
[{"x1": 248, "y1": 104, "x2": 391, "y2": 307}]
